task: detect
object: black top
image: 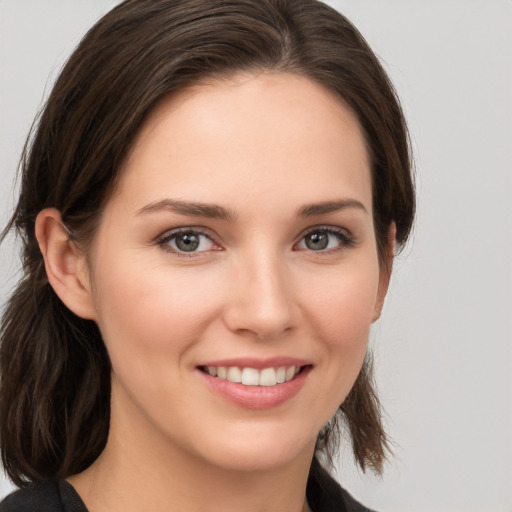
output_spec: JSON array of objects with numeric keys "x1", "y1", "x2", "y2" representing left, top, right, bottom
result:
[
  {"x1": 0, "y1": 465, "x2": 375, "y2": 512},
  {"x1": 0, "y1": 480, "x2": 86, "y2": 512}
]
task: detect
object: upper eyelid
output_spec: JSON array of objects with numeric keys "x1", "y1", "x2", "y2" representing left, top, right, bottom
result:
[
  {"x1": 156, "y1": 228, "x2": 221, "y2": 257},
  {"x1": 296, "y1": 224, "x2": 352, "y2": 239},
  {"x1": 157, "y1": 226, "x2": 217, "y2": 242},
  {"x1": 293, "y1": 225, "x2": 355, "y2": 252},
  {"x1": 156, "y1": 224, "x2": 350, "y2": 235},
  {"x1": 155, "y1": 224, "x2": 353, "y2": 248}
]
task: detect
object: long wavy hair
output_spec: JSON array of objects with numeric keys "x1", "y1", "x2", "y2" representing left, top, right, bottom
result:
[{"x1": 0, "y1": 0, "x2": 414, "y2": 487}]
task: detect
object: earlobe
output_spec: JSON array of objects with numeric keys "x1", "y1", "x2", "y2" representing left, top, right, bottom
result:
[
  {"x1": 372, "y1": 223, "x2": 397, "y2": 323},
  {"x1": 35, "y1": 208, "x2": 97, "y2": 320}
]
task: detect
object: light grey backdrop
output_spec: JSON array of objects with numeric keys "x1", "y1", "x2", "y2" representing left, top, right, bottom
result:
[{"x1": 1, "y1": 1, "x2": 511, "y2": 511}]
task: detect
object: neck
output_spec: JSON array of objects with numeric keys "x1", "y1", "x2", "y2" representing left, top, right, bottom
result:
[{"x1": 68, "y1": 399, "x2": 315, "y2": 512}]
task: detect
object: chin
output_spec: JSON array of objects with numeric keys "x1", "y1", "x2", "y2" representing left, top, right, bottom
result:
[{"x1": 193, "y1": 427, "x2": 317, "y2": 473}]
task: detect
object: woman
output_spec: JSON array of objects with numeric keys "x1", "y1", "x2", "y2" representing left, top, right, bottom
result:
[{"x1": 0, "y1": 0, "x2": 414, "y2": 511}]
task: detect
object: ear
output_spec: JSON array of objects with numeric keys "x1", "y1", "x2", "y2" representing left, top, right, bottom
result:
[
  {"x1": 35, "y1": 208, "x2": 97, "y2": 320},
  {"x1": 372, "y1": 223, "x2": 397, "y2": 323}
]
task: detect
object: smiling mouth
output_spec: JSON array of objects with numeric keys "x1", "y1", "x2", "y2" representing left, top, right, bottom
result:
[{"x1": 198, "y1": 365, "x2": 310, "y2": 387}]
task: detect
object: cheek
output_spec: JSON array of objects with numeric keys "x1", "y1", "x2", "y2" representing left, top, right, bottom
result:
[
  {"x1": 308, "y1": 261, "x2": 380, "y2": 344},
  {"x1": 88, "y1": 263, "x2": 225, "y2": 432},
  {"x1": 303, "y1": 259, "x2": 380, "y2": 401},
  {"x1": 90, "y1": 259, "x2": 223, "y2": 371}
]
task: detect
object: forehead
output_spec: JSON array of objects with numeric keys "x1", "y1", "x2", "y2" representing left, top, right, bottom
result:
[{"x1": 117, "y1": 72, "x2": 372, "y2": 214}]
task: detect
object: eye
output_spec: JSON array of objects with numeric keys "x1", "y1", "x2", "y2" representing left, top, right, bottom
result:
[
  {"x1": 158, "y1": 229, "x2": 218, "y2": 254},
  {"x1": 296, "y1": 227, "x2": 354, "y2": 252}
]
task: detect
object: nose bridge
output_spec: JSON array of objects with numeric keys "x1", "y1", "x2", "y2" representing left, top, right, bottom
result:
[{"x1": 224, "y1": 245, "x2": 297, "y2": 338}]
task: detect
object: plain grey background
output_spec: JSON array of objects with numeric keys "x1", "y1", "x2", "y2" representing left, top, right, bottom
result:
[{"x1": 1, "y1": 1, "x2": 511, "y2": 511}]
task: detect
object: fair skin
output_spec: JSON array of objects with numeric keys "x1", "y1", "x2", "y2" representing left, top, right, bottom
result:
[{"x1": 36, "y1": 72, "x2": 393, "y2": 512}]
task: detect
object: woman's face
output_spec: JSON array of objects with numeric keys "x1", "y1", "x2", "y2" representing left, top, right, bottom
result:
[{"x1": 83, "y1": 72, "x2": 387, "y2": 472}]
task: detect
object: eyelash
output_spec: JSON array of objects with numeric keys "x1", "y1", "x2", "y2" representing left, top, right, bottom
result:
[
  {"x1": 157, "y1": 227, "x2": 219, "y2": 257},
  {"x1": 295, "y1": 226, "x2": 356, "y2": 254},
  {"x1": 156, "y1": 225, "x2": 356, "y2": 256}
]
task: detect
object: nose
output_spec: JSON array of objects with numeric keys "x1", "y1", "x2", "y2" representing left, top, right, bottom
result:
[{"x1": 223, "y1": 251, "x2": 299, "y2": 340}]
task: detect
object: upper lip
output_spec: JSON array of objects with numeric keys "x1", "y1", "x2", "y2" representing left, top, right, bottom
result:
[{"x1": 197, "y1": 357, "x2": 311, "y2": 369}]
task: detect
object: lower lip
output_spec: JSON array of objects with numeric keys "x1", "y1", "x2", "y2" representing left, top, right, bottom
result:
[{"x1": 197, "y1": 366, "x2": 311, "y2": 410}]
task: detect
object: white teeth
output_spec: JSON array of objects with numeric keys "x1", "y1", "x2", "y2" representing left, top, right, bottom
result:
[
  {"x1": 276, "y1": 366, "x2": 286, "y2": 383},
  {"x1": 241, "y1": 368, "x2": 259, "y2": 385},
  {"x1": 203, "y1": 365, "x2": 302, "y2": 386},
  {"x1": 227, "y1": 367, "x2": 242, "y2": 383},
  {"x1": 259, "y1": 367, "x2": 277, "y2": 386},
  {"x1": 285, "y1": 366, "x2": 296, "y2": 381}
]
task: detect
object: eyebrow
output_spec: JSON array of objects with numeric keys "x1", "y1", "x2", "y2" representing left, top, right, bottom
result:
[
  {"x1": 298, "y1": 199, "x2": 368, "y2": 217},
  {"x1": 136, "y1": 199, "x2": 237, "y2": 221},
  {"x1": 136, "y1": 197, "x2": 367, "y2": 221}
]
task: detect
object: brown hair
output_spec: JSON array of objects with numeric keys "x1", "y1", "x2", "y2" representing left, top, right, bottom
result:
[{"x1": 0, "y1": 0, "x2": 414, "y2": 487}]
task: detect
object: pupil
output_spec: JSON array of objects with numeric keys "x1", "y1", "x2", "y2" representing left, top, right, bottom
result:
[
  {"x1": 176, "y1": 233, "x2": 199, "y2": 252},
  {"x1": 306, "y1": 232, "x2": 328, "y2": 250}
]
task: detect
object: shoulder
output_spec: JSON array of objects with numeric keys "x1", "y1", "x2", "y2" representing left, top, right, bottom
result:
[
  {"x1": 307, "y1": 461, "x2": 377, "y2": 512},
  {"x1": 0, "y1": 481, "x2": 63, "y2": 512},
  {"x1": 0, "y1": 480, "x2": 86, "y2": 512}
]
